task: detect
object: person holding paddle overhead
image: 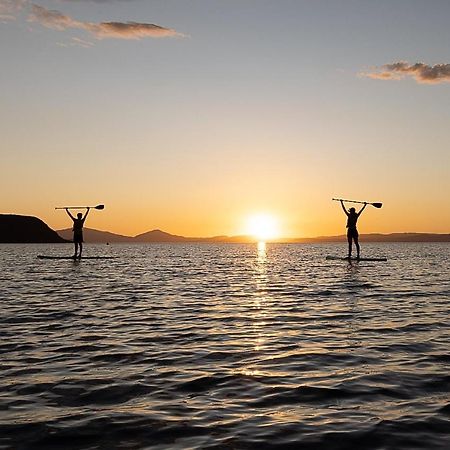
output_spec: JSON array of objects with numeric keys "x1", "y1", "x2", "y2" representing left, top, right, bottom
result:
[
  {"x1": 66, "y1": 208, "x2": 90, "y2": 259},
  {"x1": 340, "y1": 200, "x2": 366, "y2": 259}
]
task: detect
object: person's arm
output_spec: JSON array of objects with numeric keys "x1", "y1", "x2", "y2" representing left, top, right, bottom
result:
[
  {"x1": 82, "y1": 207, "x2": 90, "y2": 222},
  {"x1": 357, "y1": 202, "x2": 367, "y2": 216},
  {"x1": 340, "y1": 200, "x2": 349, "y2": 216},
  {"x1": 65, "y1": 208, "x2": 75, "y2": 221}
]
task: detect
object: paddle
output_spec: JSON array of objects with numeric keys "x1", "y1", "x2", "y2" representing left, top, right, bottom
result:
[
  {"x1": 332, "y1": 198, "x2": 382, "y2": 208},
  {"x1": 55, "y1": 204, "x2": 105, "y2": 210}
]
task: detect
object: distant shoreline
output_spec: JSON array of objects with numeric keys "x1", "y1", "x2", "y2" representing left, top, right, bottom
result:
[
  {"x1": 1, "y1": 215, "x2": 449, "y2": 244},
  {"x1": 57, "y1": 227, "x2": 450, "y2": 244}
]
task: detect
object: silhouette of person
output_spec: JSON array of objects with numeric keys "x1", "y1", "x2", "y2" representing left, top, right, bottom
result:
[
  {"x1": 66, "y1": 208, "x2": 90, "y2": 258},
  {"x1": 340, "y1": 200, "x2": 367, "y2": 259}
]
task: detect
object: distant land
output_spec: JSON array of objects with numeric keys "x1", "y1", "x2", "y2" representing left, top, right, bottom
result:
[
  {"x1": 57, "y1": 227, "x2": 450, "y2": 244},
  {"x1": 0, "y1": 215, "x2": 67, "y2": 243},
  {"x1": 284, "y1": 233, "x2": 450, "y2": 243},
  {"x1": 0, "y1": 215, "x2": 449, "y2": 244},
  {"x1": 57, "y1": 228, "x2": 252, "y2": 243}
]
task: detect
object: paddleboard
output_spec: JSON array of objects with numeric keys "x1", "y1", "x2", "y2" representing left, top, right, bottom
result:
[
  {"x1": 37, "y1": 255, "x2": 116, "y2": 260},
  {"x1": 326, "y1": 256, "x2": 387, "y2": 262}
]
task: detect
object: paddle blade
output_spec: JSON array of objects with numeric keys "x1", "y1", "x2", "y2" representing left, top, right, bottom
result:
[
  {"x1": 95, "y1": 204, "x2": 105, "y2": 210},
  {"x1": 371, "y1": 202, "x2": 383, "y2": 208}
]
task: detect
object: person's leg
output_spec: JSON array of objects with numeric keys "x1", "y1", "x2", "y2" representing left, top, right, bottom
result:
[
  {"x1": 355, "y1": 238, "x2": 360, "y2": 259},
  {"x1": 347, "y1": 232, "x2": 352, "y2": 258},
  {"x1": 79, "y1": 242, "x2": 83, "y2": 258},
  {"x1": 74, "y1": 242, "x2": 78, "y2": 257}
]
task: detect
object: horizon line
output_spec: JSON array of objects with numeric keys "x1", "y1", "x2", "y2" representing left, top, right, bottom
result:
[{"x1": 57, "y1": 226, "x2": 450, "y2": 242}]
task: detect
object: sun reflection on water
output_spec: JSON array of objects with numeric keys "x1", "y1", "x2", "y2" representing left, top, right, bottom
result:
[
  {"x1": 251, "y1": 241, "x2": 269, "y2": 352},
  {"x1": 257, "y1": 241, "x2": 267, "y2": 262}
]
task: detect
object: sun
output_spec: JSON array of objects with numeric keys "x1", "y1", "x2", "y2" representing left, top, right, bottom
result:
[{"x1": 245, "y1": 213, "x2": 280, "y2": 241}]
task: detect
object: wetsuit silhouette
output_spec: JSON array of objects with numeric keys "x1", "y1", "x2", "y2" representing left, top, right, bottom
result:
[
  {"x1": 340, "y1": 200, "x2": 366, "y2": 258},
  {"x1": 66, "y1": 208, "x2": 90, "y2": 258}
]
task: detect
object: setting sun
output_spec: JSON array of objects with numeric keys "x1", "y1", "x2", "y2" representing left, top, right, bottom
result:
[{"x1": 245, "y1": 213, "x2": 280, "y2": 241}]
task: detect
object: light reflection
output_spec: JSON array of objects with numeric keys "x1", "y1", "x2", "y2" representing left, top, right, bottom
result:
[
  {"x1": 238, "y1": 368, "x2": 265, "y2": 377},
  {"x1": 257, "y1": 241, "x2": 267, "y2": 262},
  {"x1": 251, "y1": 241, "x2": 269, "y2": 352}
]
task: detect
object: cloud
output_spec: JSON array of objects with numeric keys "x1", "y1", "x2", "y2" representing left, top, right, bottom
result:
[
  {"x1": 86, "y1": 21, "x2": 182, "y2": 39},
  {"x1": 362, "y1": 61, "x2": 450, "y2": 84},
  {"x1": 57, "y1": 36, "x2": 94, "y2": 48},
  {"x1": 71, "y1": 37, "x2": 94, "y2": 47},
  {"x1": 28, "y1": 3, "x2": 182, "y2": 40},
  {"x1": 0, "y1": 0, "x2": 26, "y2": 21},
  {"x1": 29, "y1": 4, "x2": 80, "y2": 29}
]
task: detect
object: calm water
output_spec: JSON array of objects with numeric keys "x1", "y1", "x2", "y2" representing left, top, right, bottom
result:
[{"x1": 1, "y1": 243, "x2": 449, "y2": 449}]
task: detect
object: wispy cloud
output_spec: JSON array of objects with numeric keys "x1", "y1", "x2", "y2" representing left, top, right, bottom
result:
[
  {"x1": 0, "y1": 0, "x2": 26, "y2": 21},
  {"x1": 362, "y1": 61, "x2": 450, "y2": 84},
  {"x1": 57, "y1": 36, "x2": 94, "y2": 48},
  {"x1": 28, "y1": 4, "x2": 182, "y2": 39},
  {"x1": 29, "y1": 4, "x2": 78, "y2": 30}
]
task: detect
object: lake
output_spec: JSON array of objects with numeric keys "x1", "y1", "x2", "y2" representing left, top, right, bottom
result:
[{"x1": 1, "y1": 243, "x2": 449, "y2": 449}]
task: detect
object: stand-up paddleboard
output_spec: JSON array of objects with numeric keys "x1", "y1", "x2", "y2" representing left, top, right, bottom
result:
[
  {"x1": 37, "y1": 255, "x2": 116, "y2": 260},
  {"x1": 326, "y1": 256, "x2": 387, "y2": 262}
]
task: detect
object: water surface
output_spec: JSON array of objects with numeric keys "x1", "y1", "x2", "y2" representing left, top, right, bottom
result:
[{"x1": 1, "y1": 243, "x2": 449, "y2": 449}]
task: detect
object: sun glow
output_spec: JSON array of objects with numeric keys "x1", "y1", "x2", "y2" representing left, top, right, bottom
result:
[{"x1": 246, "y1": 213, "x2": 280, "y2": 241}]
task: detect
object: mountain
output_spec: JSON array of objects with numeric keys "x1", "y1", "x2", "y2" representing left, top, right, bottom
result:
[
  {"x1": 56, "y1": 227, "x2": 450, "y2": 243},
  {"x1": 0, "y1": 215, "x2": 67, "y2": 243},
  {"x1": 57, "y1": 228, "x2": 135, "y2": 243},
  {"x1": 134, "y1": 229, "x2": 188, "y2": 242},
  {"x1": 56, "y1": 228, "x2": 257, "y2": 243}
]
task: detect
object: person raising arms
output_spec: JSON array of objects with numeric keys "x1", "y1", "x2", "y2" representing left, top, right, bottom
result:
[
  {"x1": 340, "y1": 200, "x2": 367, "y2": 259},
  {"x1": 66, "y1": 207, "x2": 90, "y2": 259}
]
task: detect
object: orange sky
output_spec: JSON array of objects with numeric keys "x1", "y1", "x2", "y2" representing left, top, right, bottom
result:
[{"x1": 1, "y1": 1, "x2": 449, "y2": 237}]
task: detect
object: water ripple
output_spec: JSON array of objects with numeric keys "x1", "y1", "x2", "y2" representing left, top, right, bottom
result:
[{"x1": 0, "y1": 242, "x2": 449, "y2": 449}]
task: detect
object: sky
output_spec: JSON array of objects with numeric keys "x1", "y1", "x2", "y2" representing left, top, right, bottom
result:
[{"x1": 1, "y1": 0, "x2": 450, "y2": 238}]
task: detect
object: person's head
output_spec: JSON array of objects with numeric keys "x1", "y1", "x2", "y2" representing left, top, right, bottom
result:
[
  {"x1": 77, "y1": 213, "x2": 82, "y2": 219},
  {"x1": 349, "y1": 207, "x2": 356, "y2": 213}
]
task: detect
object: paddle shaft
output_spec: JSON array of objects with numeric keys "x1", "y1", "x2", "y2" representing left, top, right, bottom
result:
[
  {"x1": 333, "y1": 198, "x2": 368, "y2": 205},
  {"x1": 55, "y1": 204, "x2": 104, "y2": 210},
  {"x1": 332, "y1": 198, "x2": 382, "y2": 208}
]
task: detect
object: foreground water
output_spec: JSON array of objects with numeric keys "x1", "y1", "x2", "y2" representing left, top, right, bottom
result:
[{"x1": 1, "y1": 243, "x2": 449, "y2": 449}]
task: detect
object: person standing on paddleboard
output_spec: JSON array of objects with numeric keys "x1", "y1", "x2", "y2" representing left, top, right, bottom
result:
[
  {"x1": 66, "y1": 208, "x2": 90, "y2": 258},
  {"x1": 340, "y1": 200, "x2": 367, "y2": 259}
]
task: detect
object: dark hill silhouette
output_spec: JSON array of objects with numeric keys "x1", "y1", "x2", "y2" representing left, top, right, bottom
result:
[
  {"x1": 56, "y1": 227, "x2": 450, "y2": 243},
  {"x1": 134, "y1": 229, "x2": 188, "y2": 242},
  {"x1": 57, "y1": 228, "x2": 255, "y2": 243},
  {"x1": 58, "y1": 228, "x2": 190, "y2": 243},
  {"x1": 0, "y1": 215, "x2": 67, "y2": 243},
  {"x1": 57, "y1": 227, "x2": 135, "y2": 243}
]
